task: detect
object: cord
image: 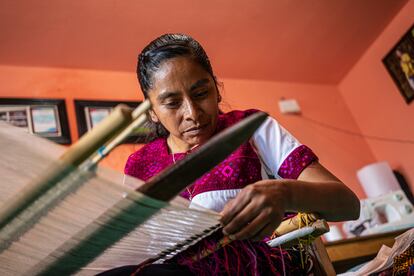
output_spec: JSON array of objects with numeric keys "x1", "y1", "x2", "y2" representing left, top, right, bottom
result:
[{"x1": 299, "y1": 115, "x2": 414, "y2": 145}]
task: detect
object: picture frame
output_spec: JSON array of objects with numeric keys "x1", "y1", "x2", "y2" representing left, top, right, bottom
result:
[
  {"x1": 0, "y1": 98, "x2": 71, "y2": 144},
  {"x1": 74, "y1": 100, "x2": 150, "y2": 144},
  {"x1": 383, "y1": 23, "x2": 414, "y2": 104}
]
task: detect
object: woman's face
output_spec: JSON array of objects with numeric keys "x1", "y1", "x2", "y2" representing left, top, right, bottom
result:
[{"x1": 147, "y1": 56, "x2": 220, "y2": 149}]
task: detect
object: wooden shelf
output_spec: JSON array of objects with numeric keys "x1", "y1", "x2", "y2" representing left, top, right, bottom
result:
[{"x1": 324, "y1": 229, "x2": 407, "y2": 273}]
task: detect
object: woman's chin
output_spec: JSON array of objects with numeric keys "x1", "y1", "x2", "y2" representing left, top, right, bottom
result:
[{"x1": 184, "y1": 135, "x2": 209, "y2": 149}]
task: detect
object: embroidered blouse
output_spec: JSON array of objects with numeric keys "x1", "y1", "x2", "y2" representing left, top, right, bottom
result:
[{"x1": 124, "y1": 109, "x2": 317, "y2": 212}]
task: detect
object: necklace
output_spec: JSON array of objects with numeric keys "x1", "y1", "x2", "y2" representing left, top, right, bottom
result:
[{"x1": 172, "y1": 152, "x2": 194, "y2": 201}]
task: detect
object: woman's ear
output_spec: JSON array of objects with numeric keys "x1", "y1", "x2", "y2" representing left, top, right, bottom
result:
[
  {"x1": 217, "y1": 93, "x2": 222, "y2": 103},
  {"x1": 148, "y1": 109, "x2": 159, "y2": 123}
]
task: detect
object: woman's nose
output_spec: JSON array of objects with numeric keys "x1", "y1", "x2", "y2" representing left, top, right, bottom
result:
[{"x1": 182, "y1": 99, "x2": 201, "y2": 121}]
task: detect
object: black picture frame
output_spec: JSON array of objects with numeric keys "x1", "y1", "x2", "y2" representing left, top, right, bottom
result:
[
  {"x1": 0, "y1": 98, "x2": 71, "y2": 144},
  {"x1": 383, "y1": 23, "x2": 414, "y2": 104},
  {"x1": 74, "y1": 100, "x2": 150, "y2": 144}
]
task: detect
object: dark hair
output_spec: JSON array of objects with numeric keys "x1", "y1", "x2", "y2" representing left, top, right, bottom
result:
[
  {"x1": 136, "y1": 33, "x2": 219, "y2": 140},
  {"x1": 137, "y1": 33, "x2": 218, "y2": 97}
]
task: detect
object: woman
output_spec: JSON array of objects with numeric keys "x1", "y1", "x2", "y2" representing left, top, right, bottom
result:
[{"x1": 122, "y1": 33, "x2": 359, "y2": 275}]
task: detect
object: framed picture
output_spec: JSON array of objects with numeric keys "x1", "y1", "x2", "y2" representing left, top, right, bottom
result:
[
  {"x1": 383, "y1": 23, "x2": 414, "y2": 104},
  {"x1": 74, "y1": 100, "x2": 151, "y2": 143},
  {"x1": 0, "y1": 98, "x2": 71, "y2": 144}
]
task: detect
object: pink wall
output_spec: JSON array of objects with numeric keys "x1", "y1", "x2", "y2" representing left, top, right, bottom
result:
[
  {"x1": 339, "y1": 0, "x2": 414, "y2": 191},
  {"x1": 221, "y1": 79, "x2": 374, "y2": 198},
  {"x1": 0, "y1": 65, "x2": 375, "y2": 198}
]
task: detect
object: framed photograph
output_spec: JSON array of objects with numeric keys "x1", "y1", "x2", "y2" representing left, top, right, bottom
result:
[
  {"x1": 31, "y1": 106, "x2": 61, "y2": 135},
  {"x1": 383, "y1": 23, "x2": 414, "y2": 104},
  {"x1": 0, "y1": 98, "x2": 71, "y2": 144},
  {"x1": 74, "y1": 100, "x2": 151, "y2": 143}
]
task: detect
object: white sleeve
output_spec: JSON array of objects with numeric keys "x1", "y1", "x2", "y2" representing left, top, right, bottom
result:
[{"x1": 251, "y1": 116, "x2": 302, "y2": 178}]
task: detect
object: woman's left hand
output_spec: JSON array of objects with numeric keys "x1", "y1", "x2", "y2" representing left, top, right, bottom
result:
[{"x1": 219, "y1": 180, "x2": 289, "y2": 241}]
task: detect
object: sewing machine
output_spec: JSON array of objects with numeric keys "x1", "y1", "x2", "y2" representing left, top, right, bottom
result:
[{"x1": 343, "y1": 190, "x2": 414, "y2": 237}]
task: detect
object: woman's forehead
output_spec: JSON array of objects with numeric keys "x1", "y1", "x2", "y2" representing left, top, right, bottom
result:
[{"x1": 150, "y1": 57, "x2": 212, "y2": 93}]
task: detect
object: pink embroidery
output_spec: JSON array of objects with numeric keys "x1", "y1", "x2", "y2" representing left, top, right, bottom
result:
[
  {"x1": 277, "y1": 145, "x2": 317, "y2": 179},
  {"x1": 124, "y1": 138, "x2": 172, "y2": 181},
  {"x1": 221, "y1": 165, "x2": 234, "y2": 177}
]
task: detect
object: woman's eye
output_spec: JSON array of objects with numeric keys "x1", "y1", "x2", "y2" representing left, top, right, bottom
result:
[
  {"x1": 164, "y1": 101, "x2": 180, "y2": 108},
  {"x1": 194, "y1": 91, "x2": 208, "y2": 98}
]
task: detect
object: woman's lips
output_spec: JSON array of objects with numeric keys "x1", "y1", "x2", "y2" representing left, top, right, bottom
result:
[{"x1": 184, "y1": 124, "x2": 209, "y2": 135}]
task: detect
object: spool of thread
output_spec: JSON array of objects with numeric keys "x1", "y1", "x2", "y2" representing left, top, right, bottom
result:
[{"x1": 357, "y1": 161, "x2": 400, "y2": 198}]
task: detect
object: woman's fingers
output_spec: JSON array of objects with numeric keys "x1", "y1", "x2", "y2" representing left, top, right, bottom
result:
[
  {"x1": 227, "y1": 208, "x2": 273, "y2": 240},
  {"x1": 222, "y1": 199, "x2": 263, "y2": 236},
  {"x1": 220, "y1": 185, "x2": 256, "y2": 225},
  {"x1": 220, "y1": 181, "x2": 286, "y2": 240}
]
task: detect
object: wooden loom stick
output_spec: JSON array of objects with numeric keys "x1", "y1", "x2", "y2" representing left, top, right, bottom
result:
[
  {"x1": 89, "y1": 100, "x2": 150, "y2": 165},
  {"x1": 34, "y1": 112, "x2": 268, "y2": 275}
]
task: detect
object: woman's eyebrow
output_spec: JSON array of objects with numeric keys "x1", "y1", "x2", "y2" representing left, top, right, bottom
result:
[
  {"x1": 156, "y1": 79, "x2": 210, "y2": 101},
  {"x1": 157, "y1": 91, "x2": 180, "y2": 102},
  {"x1": 190, "y1": 78, "x2": 210, "y2": 91}
]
